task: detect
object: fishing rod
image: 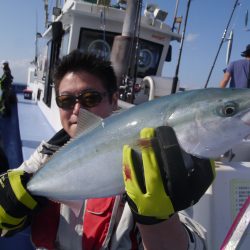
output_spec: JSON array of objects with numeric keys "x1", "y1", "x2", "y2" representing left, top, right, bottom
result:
[
  {"x1": 171, "y1": 0, "x2": 192, "y2": 94},
  {"x1": 171, "y1": 0, "x2": 180, "y2": 32},
  {"x1": 115, "y1": 0, "x2": 142, "y2": 104},
  {"x1": 204, "y1": 0, "x2": 240, "y2": 88}
]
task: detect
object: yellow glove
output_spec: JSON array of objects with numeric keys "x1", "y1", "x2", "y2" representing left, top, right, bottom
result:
[
  {"x1": 123, "y1": 127, "x2": 215, "y2": 225},
  {"x1": 0, "y1": 170, "x2": 43, "y2": 237}
]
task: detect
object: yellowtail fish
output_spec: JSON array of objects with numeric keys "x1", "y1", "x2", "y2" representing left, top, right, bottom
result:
[{"x1": 27, "y1": 88, "x2": 250, "y2": 201}]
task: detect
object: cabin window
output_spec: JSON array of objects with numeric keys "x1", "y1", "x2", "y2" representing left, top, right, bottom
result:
[
  {"x1": 137, "y1": 39, "x2": 163, "y2": 77},
  {"x1": 77, "y1": 28, "x2": 163, "y2": 78},
  {"x1": 78, "y1": 28, "x2": 117, "y2": 60}
]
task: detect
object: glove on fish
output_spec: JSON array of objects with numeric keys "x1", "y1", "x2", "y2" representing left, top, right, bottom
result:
[
  {"x1": 0, "y1": 170, "x2": 44, "y2": 237},
  {"x1": 123, "y1": 126, "x2": 215, "y2": 225}
]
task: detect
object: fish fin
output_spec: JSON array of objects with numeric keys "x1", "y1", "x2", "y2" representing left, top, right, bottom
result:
[
  {"x1": 75, "y1": 108, "x2": 103, "y2": 138},
  {"x1": 46, "y1": 109, "x2": 103, "y2": 160}
]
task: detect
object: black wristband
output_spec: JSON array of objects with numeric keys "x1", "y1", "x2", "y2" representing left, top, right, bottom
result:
[{"x1": 153, "y1": 126, "x2": 214, "y2": 211}]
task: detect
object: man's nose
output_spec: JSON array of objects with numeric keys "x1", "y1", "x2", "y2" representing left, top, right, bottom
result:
[{"x1": 72, "y1": 101, "x2": 81, "y2": 115}]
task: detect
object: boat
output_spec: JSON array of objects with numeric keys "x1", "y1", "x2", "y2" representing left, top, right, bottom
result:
[
  {"x1": 1, "y1": 0, "x2": 250, "y2": 249},
  {"x1": 27, "y1": 0, "x2": 181, "y2": 132}
]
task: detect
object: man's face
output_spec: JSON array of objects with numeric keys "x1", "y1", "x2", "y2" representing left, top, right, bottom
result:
[{"x1": 58, "y1": 71, "x2": 117, "y2": 138}]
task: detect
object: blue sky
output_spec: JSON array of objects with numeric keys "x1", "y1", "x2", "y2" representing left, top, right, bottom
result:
[
  {"x1": 0, "y1": 0, "x2": 249, "y2": 89},
  {"x1": 161, "y1": 0, "x2": 250, "y2": 89}
]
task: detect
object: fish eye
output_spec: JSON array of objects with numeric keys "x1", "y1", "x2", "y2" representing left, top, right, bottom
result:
[{"x1": 219, "y1": 102, "x2": 238, "y2": 117}]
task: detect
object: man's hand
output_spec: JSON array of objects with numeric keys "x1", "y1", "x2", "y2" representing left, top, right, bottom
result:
[
  {"x1": 0, "y1": 170, "x2": 42, "y2": 236},
  {"x1": 122, "y1": 127, "x2": 215, "y2": 225}
]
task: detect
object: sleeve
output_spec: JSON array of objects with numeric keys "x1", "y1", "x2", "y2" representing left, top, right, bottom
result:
[
  {"x1": 226, "y1": 61, "x2": 234, "y2": 75},
  {"x1": 178, "y1": 211, "x2": 207, "y2": 250},
  {"x1": 17, "y1": 141, "x2": 60, "y2": 174},
  {"x1": 18, "y1": 129, "x2": 70, "y2": 174}
]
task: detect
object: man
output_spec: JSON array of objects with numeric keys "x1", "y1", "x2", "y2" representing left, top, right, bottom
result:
[
  {"x1": 0, "y1": 61, "x2": 13, "y2": 116},
  {"x1": 220, "y1": 44, "x2": 250, "y2": 88},
  {"x1": 0, "y1": 50, "x2": 214, "y2": 249}
]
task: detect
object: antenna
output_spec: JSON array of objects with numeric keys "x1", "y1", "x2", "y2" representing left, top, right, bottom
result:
[
  {"x1": 245, "y1": 10, "x2": 248, "y2": 28},
  {"x1": 172, "y1": 0, "x2": 180, "y2": 31},
  {"x1": 44, "y1": 0, "x2": 49, "y2": 28},
  {"x1": 226, "y1": 30, "x2": 234, "y2": 65},
  {"x1": 204, "y1": 0, "x2": 240, "y2": 88},
  {"x1": 171, "y1": 0, "x2": 192, "y2": 94},
  {"x1": 35, "y1": 10, "x2": 38, "y2": 65}
]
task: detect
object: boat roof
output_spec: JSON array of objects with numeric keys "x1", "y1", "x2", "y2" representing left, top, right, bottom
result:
[{"x1": 43, "y1": 0, "x2": 181, "y2": 42}]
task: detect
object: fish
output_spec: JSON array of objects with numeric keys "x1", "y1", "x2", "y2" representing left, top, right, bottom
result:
[{"x1": 27, "y1": 88, "x2": 250, "y2": 201}]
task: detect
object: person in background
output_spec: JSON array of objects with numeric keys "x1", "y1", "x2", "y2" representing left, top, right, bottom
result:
[
  {"x1": 0, "y1": 61, "x2": 13, "y2": 116},
  {"x1": 220, "y1": 44, "x2": 250, "y2": 88},
  {"x1": 0, "y1": 50, "x2": 215, "y2": 249}
]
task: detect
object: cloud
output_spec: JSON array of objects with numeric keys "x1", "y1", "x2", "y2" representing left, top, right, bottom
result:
[{"x1": 185, "y1": 33, "x2": 199, "y2": 42}]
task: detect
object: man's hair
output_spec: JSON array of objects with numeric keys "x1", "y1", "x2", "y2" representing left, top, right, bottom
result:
[{"x1": 53, "y1": 50, "x2": 118, "y2": 101}]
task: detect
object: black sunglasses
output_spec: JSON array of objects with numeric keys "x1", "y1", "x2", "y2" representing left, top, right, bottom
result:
[{"x1": 56, "y1": 90, "x2": 107, "y2": 110}]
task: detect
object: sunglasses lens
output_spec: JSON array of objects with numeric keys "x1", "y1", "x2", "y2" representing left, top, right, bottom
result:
[
  {"x1": 56, "y1": 95, "x2": 76, "y2": 109},
  {"x1": 56, "y1": 91, "x2": 105, "y2": 109},
  {"x1": 79, "y1": 92, "x2": 103, "y2": 108}
]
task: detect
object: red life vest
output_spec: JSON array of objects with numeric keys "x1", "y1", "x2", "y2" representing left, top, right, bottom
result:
[
  {"x1": 31, "y1": 198, "x2": 116, "y2": 249},
  {"x1": 83, "y1": 197, "x2": 115, "y2": 249},
  {"x1": 31, "y1": 200, "x2": 60, "y2": 249}
]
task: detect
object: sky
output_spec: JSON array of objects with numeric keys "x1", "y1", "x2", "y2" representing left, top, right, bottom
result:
[{"x1": 0, "y1": 0, "x2": 249, "y2": 89}]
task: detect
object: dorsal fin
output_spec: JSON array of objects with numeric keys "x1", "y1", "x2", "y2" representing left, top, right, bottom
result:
[
  {"x1": 45, "y1": 109, "x2": 103, "y2": 160},
  {"x1": 75, "y1": 108, "x2": 103, "y2": 138}
]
